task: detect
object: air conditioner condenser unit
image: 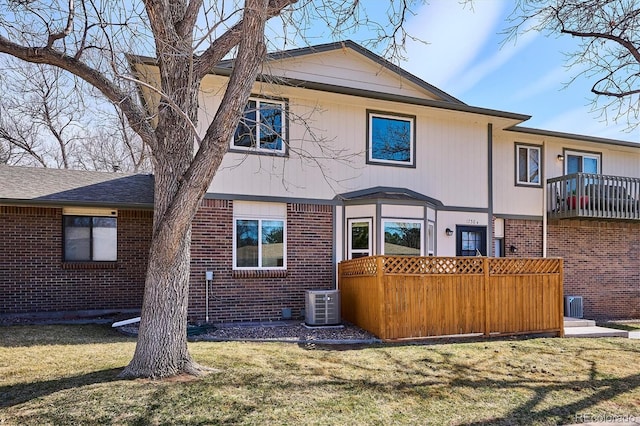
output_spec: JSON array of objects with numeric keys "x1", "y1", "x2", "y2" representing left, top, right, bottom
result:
[{"x1": 305, "y1": 290, "x2": 341, "y2": 326}]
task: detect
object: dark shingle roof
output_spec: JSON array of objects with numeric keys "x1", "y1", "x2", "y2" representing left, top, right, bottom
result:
[
  {"x1": 337, "y1": 186, "x2": 444, "y2": 206},
  {"x1": 0, "y1": 165, "x2": 154, "y2": 208}
]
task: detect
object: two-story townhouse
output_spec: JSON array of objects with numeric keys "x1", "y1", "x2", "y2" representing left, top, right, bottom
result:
[
  {"x1": 135, "y1": 40, "x2": 638, "y2": 322},
  {"x1": 1, "y1": 40, "x2": 638, "y2": 323}
]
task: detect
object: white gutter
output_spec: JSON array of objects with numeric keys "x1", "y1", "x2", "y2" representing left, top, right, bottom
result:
[{"x1": 112, "y1": 317, "x2": 141, "y2": 328}]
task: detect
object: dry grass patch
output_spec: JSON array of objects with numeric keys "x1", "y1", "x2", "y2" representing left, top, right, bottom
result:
[{"x1": 1, "y1": 325, "x2": 639, "y2": 425}]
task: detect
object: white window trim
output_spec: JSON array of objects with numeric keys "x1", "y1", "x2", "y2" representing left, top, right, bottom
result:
[
  {"x1": 427, "y1": 221, "x2": 435, "y2": 256},
  {"x1": 347, "y1": 218, "x2": 373, "y2": 259},
  {"x1": 231, "y1": 97, "x2": 287, "y2": 155},
  {"x1": 381, "y1": 218, "x2": 424, "y2": 256},
  {"x1": 516, "y1": 144, "x2": 542, "y2": 186},
  {"x1": 564, "y1": 150, "x2": 601, "y2": 174},
  {"x1": 233, "y1": 217, "x2": 287, "y2": 270},
  {"x1": 367, "y1": 111, "x2": 415, "y2": 166}
]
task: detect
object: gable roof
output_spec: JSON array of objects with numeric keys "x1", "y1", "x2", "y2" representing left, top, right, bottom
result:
[
  {"x1": 131, "y1": 41, "x2": 530, "y2": 124},
  {"x1": 218, "y1": 40, "x2": 465, "y2": 104},
  {"x1": 0, "y1": 165, "x2": 154, "y2": 209}
]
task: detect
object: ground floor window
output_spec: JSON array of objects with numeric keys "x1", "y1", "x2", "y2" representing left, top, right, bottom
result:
[
  {"x1": 347, "y1": 218, "x2": 372, "y2": 259},
  {"x1": 382, "y1": 219, "x2": 423, "y2": 256},
  {"x1": 63, "y1": 215, "x2": 117, "y2": 261},
  {"x1": 234, "y1": 218, "x2": 285, "y2": 269}
]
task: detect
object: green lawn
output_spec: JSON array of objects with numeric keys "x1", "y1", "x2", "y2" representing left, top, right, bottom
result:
[{"x1": 1, "y1": 325, "x2": 639, "y2": 425}]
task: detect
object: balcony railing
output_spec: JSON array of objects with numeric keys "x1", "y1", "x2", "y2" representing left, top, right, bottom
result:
[{"x1": 547, "y1": 173, "x2": 640, "y2": 220}]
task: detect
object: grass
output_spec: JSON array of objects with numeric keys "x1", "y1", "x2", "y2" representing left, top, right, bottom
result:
[
  {"x1": 1, "y1": 325, "x2": 639, "y2": 425},
  {"x1": 597, "y1": 321, "x2": 640, "y2": 332}
]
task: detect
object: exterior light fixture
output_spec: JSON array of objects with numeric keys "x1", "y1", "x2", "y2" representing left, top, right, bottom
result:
[
  {"x1": 509, "y1": 245, "x2": 517, "y2": 253},
  {"x1": 445, "y1": 228, "x2": 453, "y2": 236},
  {"x1": 557, "y1": 154, "x2": 564, "y2": 161}
]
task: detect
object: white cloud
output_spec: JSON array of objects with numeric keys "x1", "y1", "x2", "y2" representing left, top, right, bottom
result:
[
  {"x1": 538, "y1": 106, "x2": 638, "y2": 142},
  {"x1": 402, "y1": 0, "x2": 507, "y2": 88},
  {"x1": 511, "y1": 65, "x2": 569, "y2": 103},
  {"x1": 452, "y1": 29, "x2": 538, "y2": 95}
]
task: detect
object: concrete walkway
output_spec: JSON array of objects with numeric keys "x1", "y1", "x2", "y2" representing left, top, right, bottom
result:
[{"x1": 564, "y1": 317, "x2": 638, "y2": 338}]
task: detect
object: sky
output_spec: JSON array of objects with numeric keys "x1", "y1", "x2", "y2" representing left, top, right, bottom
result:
[{"x1": 388, "y1": 0, "x2": 640, "y2": 144}]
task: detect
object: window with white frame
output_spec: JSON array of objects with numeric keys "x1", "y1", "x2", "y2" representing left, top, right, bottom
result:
[
  {"x1": 427, "y1": 221, "x2": 435, "y2": 256},
  {"x1": 367, "y1": 111, "x2": 415, "y2": 166},
  {"x1": 565, "y1": 150, "x2": 600, "y2": 174},
  {"x1": 63, "y1": 210, "x2": 117, "y2": 262},
  {"x1": 348, "y1": 218, "x2": 372, "y2": 259},
  {"x1": 382, "y1": 219, "x2": 423, "y2": 256},
  {"x1": 233, "y1": 202, "x2": 286, "y2": 270},
  {"x1": 232, "y1": 97, "x2": 286, "y2": 154},
  {"x1": 516, "y1": 143, "x2": 541, "y2": 186}
]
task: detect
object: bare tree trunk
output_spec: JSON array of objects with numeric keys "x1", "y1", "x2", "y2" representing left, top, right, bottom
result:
[{"x1": 119, "y1": 54, "x2": 202, "y2": 378}]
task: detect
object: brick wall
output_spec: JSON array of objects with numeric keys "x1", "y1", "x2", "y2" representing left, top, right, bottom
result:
[
  {"x1": 548, "y1": 220, "x2": 640, "y2": 320},
  {"x1": 0, "y1": 206, "x2": 152, "y2": 314},
  {"x1": 503, "y1": 218, "x2": 544, "y2": 258},
  {"x1": 189, "y1": 199, "x2": 334, "y2": 323}
]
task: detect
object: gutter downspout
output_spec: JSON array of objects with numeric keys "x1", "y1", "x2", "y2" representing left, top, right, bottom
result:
[
  {"x1": 543, "y1": 140, "x2": 548, "y2": 258},
  {"x1": 487, "y1": 123, "x2": 494, "y2": 256}
]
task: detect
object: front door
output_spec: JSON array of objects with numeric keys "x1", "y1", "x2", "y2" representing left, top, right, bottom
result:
[{"x1": 456, "y1": 226, "x2": 487, "y2": 256}]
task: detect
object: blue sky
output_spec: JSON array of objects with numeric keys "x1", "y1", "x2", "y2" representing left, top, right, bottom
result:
[{"x1": 392, "y1": 0, "x2": 640, "y2": 143}]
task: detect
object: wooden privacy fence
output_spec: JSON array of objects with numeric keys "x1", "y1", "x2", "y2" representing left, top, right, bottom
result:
[{"x1": 338, "y1": 256, "x2": 564, "y2": 341}]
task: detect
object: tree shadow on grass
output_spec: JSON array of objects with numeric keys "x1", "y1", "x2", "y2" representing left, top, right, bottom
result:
[
  {"x1": 456, "y1": 372, "x2": 640, "y2": 425},
  {"x1": 0, "y1": 324, "x2": 135, "y2": 348},
  {"x1": 0, "y1": 368, "x2": 123, "y2": 409},
  {"x1": 299, "y1": 340, "x2": 640, "y2": 425}
]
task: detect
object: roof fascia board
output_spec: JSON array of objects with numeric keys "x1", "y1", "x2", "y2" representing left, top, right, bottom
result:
[
  {"x1": 0, "y1": 198, "x2": 154, "y2": 210},
  {"x1": 509, "y1": 126, "x2": 639, "y2": 149},
  {"x1": 200, "y1": 65, "x2": 530, "y2": 122},
  {"x1": 132, "y1": 55, "x2": 530, "y2": 122}
]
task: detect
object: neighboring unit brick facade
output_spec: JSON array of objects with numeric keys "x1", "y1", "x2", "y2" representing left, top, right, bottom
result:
[
  {"x1": 503, "y1": 219, "x2": 544, "y2": 258},
  {"x1": 188, "y1": 199, "x2": 335, "y2": 323},
  {"x1": 0, "y1": 206, "x2": 152, "y2": 315},
  {"x1": 548, "y1": 220, "x2": 640, "y2": 320}
]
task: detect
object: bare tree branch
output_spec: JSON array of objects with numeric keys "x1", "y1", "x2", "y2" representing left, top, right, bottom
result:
[{"x1": 0, "y1": 36, "x2": 157, "y2": 151}]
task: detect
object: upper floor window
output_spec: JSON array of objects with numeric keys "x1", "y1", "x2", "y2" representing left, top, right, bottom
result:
[
  {"x1": 232, "y1": 97, "x2": 286, "y2": 154},
  {"x1": 565, "y1": 150, "x2": 600, "y2": 175},
  {"x1": 516, "y1": 143, "x2": 541, "y2": 186},
  {"x1": 63, "y1": 212, "x2": 117, "y2": 262},
  {"x1": 367, "y1": 111, "x2": 415, "y2": 167}
]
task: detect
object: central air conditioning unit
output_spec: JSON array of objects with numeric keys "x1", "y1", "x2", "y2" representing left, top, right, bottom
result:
[
  {"x1": 564, "y1": 296, "x2": 584, "y2": 318},
  {"x1": 305, "y1": 289, "x2": 341, "y2": 326}
]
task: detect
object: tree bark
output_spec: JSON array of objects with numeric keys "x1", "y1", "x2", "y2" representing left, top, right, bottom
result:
[
  {"x1": 0, "y1": 0, "x2": 297, "y2": 379},
  {"x1": 120, "y1": 0, "x2": 272, "y2": 379}
]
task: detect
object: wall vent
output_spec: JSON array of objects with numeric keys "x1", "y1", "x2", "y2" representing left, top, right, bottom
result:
[
  {"x1": 564, "y1": 296, "x2": 584, "y2": 318},
  {"x1": 305, "y1": 290, "x2": 340, "y2": 326}
]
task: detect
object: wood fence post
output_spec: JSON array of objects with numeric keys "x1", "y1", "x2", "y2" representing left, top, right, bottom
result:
[
  {"x1": 376, "y1": 256, "x2": 387, "y2": 340},
  {"x1": 558, "y1": 258, "x2": 565, "y2": 337}
]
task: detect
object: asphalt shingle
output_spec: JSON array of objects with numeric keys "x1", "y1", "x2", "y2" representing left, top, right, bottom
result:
[{"x1": 0, "y1": 165, "x2": 154, "y2": 208}]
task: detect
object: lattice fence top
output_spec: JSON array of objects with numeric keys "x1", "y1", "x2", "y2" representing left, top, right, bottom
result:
[
  {"x1": 382, "y1": 256, "x2": 484, "y2": 275},
  {"x1": 340, "y1": 256, "x2": 378, "y2": 276},
  {"x1": 339, "y1": 256, "x2": 562, "y2": 276},
  {"x1": 489, "y1": 258, "x2": 561, "y2": 275}
]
